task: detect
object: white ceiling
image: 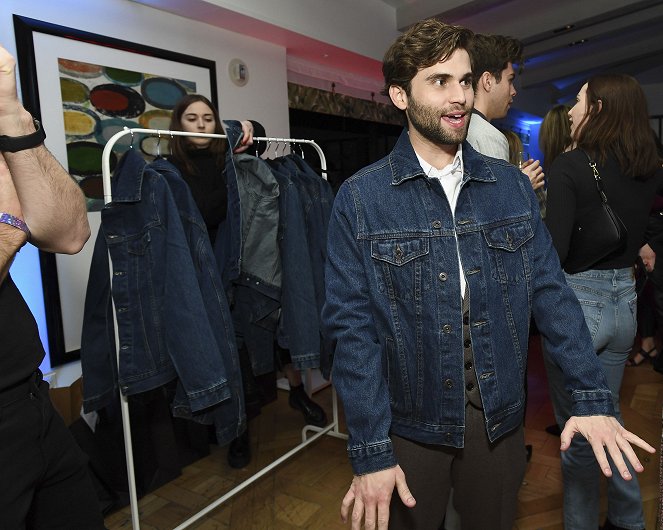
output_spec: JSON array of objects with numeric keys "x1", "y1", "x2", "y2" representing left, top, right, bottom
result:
[
  {"x1": 130, "y1": 0, "x2": 663, "y2": 113},
  {"x1": 379, "y1": 0, "x2": 663, "y2": 103}
]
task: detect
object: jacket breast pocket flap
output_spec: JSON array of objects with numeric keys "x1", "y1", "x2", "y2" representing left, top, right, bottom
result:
[
  {"x1": 483, "y1": 221, "x2": 533, "y2": 252},
  {"x1": 371, "y1": 237, "x2": 429, "y2": 266}
]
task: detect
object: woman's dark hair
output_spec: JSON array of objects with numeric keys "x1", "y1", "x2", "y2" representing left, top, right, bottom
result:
[
  {"x1": 575, "y1": 74, "x2": 661, "y2": 179},
  {"x1": 539, "y1": 105, "x2": 571, "y2": 171},
  {"x1": 503, "y1": 129, "x2": 523, "y2": 166},
  {"x1": 168, "y1": 94, "x2": 226, "y2": 176},
  {"x1": 382, "y1": 18, "x2": 474, "y2": 96}
]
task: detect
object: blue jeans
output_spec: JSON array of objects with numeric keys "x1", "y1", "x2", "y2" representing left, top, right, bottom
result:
[{"x1": 543, "y1": 268, "x2": 643, "y2": 530}]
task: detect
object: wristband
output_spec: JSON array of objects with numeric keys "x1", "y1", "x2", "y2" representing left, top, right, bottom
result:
[
  {"x1": 0, "y1": 212, "x2": 30, "y2": 239},
  {"x1": 0, "y1": 118, "x2": 46, "y2": 153}
]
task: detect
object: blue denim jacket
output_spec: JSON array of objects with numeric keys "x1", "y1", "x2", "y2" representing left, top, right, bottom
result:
[
  {"x1": 231, "y1": 153, "x2": 281, "y2": 375},
  {"x1": 322, "y1": 130, "x2": 614, "y2": 475},
  {"x1": 222, "y1": 122, "x2": 320, "y2": 370},
  {"x1": 81, "y1": 150, "x2": 244, "y2": 443}
]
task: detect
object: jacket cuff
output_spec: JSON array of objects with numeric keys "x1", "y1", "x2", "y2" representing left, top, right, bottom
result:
[
  {"x1": 348, "y1": 439, "x2": 398, "y2": 476},
  {"x1": 571, "y1": 389, "x2": 615, "y2": 417}
]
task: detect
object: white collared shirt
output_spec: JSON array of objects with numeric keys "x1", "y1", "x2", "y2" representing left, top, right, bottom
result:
[{"x1": 415, "y1": 145, "x2": 467, "y2": 297}]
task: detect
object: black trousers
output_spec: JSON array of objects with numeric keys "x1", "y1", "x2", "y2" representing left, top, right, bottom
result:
[
  {"x1": 389, "y1": 403, "x2": 526, "y2": 530},
  {"x1": 0, "y1": 372, "x2": 105, "y2": 529}
]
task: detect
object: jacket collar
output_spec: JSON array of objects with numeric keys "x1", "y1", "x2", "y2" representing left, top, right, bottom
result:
[
  {"x1": 389, "y1": 128, "x2": 498, "y2": 186},
  {"x1": 110, "y1": 149, "x2": 146, "y2": 203}
]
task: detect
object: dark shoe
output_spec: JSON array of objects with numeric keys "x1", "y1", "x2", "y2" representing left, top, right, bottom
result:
[
  {"x1": 227, "y1": 429, "x2": 251, "y2": 469},
  {"x1": 600, "y1": 519, "x2": 643, "y2": 530},
  {"x1": 288, "y1": 384, "x2": 328, "y2": 427},
  {"x1": 545, "y1": 424, "x2": 562, "y2": 436},
  {"x1": 626, "y1": 346, "x2": 657, "y2": 367}
]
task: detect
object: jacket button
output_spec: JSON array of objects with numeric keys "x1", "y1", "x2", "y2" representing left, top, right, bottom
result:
[
  {"x1": 446, "y1": 433, "x2": 452, "y2": 441},
  {"x1": 464, "y1": 361, "x2": 473, "y2": 370},
  {"x1": 464, "y1": 338, "x2": 471, "y2": 348},
  {"x1": 438, "y1": 272, "x2": 448, "y2": 282},
  {"x1": 445, "y1": 379, "x2": 453, "y2": 388},
  {"x1": 466, "y1": 382, "x2": 475, "y2": 391},
  {"x1": 442, "y1": 324, "x2": 452, "y2": 333},
  {"x1": 432, "y1": 220, "x2": 442, "y2": 229}
]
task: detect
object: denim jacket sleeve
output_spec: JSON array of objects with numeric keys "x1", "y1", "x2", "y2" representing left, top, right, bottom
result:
[
  {"x1": 322, "y1": 182, "x2": 397, "y2": 476},
  {"x1": 525, "y1": 175, "x2": 615, "y2": 417}
]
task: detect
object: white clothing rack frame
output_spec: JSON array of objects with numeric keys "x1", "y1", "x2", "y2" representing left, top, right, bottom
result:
[{"x1": 100, "y1": 127, "x2": 346, "y2": 529}]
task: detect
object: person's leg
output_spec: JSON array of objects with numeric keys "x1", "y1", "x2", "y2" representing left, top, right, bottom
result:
[
  {"x1": 0, "y1": 380, "x2": 42, "y2": 530},
  {"x1": 451, "y1": 404, "x2": 526, "y2": 530},
  {"x1": 27, "y1": 380, "x2": 105, "y2": 530},
  {"x1": 603, "y1": 284, "x2": 645, "y2": 530},
  {"x1": 629, "y1": 278, "x2": 657, "y2": 366},
  {"x1": 389, "y1": 434, "x2": 453, "y2": 530},
  {"x1": 542, "y1": 272, "x2": 610, "y2": 530},
  {"x1": 283, "y1": 363, "x2": 327, "y2": 427}
]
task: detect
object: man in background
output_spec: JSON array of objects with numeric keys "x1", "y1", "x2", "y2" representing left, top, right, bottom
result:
[{"x1": 467, "y1": 33, "x2": 547, "y2": 217}]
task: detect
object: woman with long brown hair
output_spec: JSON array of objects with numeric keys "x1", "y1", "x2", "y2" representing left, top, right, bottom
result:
[
  {"x1": 538, "y1": 104, "x2": 571, "y2": 171},
  {"x1": 168, "y1": 94, "x2": 256, "y2": 243},
  {"x1": 544, "y1": 74, "x2": 663, "y2": 530}
]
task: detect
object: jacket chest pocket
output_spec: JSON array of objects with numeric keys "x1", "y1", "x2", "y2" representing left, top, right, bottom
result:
[
  {"x1": 371, "y1": 237, "x2": 431, "y2": 302},
  {"x1": 482, "y1": 221, "x2": 533, "y2": 285}
]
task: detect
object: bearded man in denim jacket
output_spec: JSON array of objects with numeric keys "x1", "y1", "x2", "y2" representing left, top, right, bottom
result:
[{"x1": 322, "y1": 19, "x2": 655, "y2": 530}]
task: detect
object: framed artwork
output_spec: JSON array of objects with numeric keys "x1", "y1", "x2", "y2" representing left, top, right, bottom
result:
[{"x1": 13, "y1": 15, "x2": 218, "y2": 367}]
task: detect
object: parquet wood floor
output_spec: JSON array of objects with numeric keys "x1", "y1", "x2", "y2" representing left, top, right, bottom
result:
[{"x1": 105, "y1": 337, "x2": 663, "y2": 529}]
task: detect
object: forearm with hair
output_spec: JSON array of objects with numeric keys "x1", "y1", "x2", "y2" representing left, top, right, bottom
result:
[{"x1": 4, "y1": 142, "x2": 90, "y2": 254}]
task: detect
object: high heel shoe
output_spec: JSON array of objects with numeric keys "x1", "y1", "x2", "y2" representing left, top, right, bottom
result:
[{"x1": 626, "y1": 346, "x2": 657, "y2": 367}]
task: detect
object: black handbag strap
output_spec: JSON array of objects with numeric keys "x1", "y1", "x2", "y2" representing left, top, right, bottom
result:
[{"x1": 579, "y1": 149, "x2": 609, "y2": 204}]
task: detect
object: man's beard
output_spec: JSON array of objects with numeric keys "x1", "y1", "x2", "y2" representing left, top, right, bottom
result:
[{"x1": 406, "y1": 94, "x2": 469, "y2": 146}]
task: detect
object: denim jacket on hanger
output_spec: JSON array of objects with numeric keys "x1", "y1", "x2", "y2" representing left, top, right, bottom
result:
[
  {"x1": 227, "y1": 152, "x2": 282, "y2": 376},
  {"x1": 81, "y1": 150, "x2": 244, "y2": 444},
  {"x1": 221, "y1": 122, "x2": 320, "y2": 370}
]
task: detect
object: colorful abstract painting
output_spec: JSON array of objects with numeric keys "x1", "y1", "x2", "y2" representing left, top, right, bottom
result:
[{"x1": 59, "y1": 58, "x2": 197, "y2": 210}]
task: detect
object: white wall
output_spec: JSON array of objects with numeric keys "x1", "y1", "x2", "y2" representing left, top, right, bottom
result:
[{"x1": 1, "y1": 0, "x2": 291, "y2": 386}]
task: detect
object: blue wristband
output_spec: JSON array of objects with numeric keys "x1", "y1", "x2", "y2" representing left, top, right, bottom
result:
[{"x1": 0, "y1": 212, "x2": 30, "y2": 239}]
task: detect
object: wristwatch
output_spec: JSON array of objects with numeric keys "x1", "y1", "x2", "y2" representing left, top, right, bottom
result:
[{"x1": 0, "y1": 117, "x2": 46, "y2": 153}]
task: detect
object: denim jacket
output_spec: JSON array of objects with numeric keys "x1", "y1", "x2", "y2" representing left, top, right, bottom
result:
[
  {"x1": 81, "y1": 151, "x2": 244, "y2": 443},
  {"x1": 223, "y1": 122, "x2": 320, "y2": 370},
  {"x1": 322, "y1": 130, "x2": 614, "y2": 475}
]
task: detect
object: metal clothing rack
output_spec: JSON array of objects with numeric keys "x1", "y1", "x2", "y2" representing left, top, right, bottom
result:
[{"x1": 100, "y1": 127, "x2": 345, "y2": 529}]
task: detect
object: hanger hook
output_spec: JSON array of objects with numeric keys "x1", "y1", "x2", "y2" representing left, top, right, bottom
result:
[
  {"x1": 125, "y1": 127, "x2": 135, "y2": 149},
  {"x1": 156, "y1": 130, "x2": 162, "y2": 158}
]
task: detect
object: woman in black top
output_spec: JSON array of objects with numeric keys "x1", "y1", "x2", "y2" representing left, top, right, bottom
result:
[
  {"x1": 544, "y1": 74, "x2": 662, "y2": 530},
  {"x1": 168, "y1": 94, "x2": 256, "y2": 244}
]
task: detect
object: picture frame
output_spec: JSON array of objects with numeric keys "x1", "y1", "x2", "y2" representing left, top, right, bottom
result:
[{"x1": 13, "y1": 15, "x2": 218, "y2": 367}]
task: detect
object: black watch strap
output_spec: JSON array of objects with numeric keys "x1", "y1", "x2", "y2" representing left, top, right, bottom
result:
[{"x1": 0, "y1": 118, "x2": 46, "y2": 153}]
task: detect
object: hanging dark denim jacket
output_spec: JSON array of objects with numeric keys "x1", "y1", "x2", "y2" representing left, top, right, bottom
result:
[
  {"x1": 220, "y1": 122, "x2": 320, "y2": 370},
  {"x1": 270, "y1": 155, "x2": 333, "y2": 376},
  {"x1": 80, "y1": 150, "x2": 244, "y2": 443},
  {"x1": 265, "y1": 159, "x2": 320, "y2": 370},
  {"x1": 228, "y1": 152, "x2": 281, "y2": 375}
]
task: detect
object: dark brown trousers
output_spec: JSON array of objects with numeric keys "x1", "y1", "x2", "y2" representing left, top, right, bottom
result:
[{"x1": 389, "y1": 403, "x2": 526, "y2": 530}]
